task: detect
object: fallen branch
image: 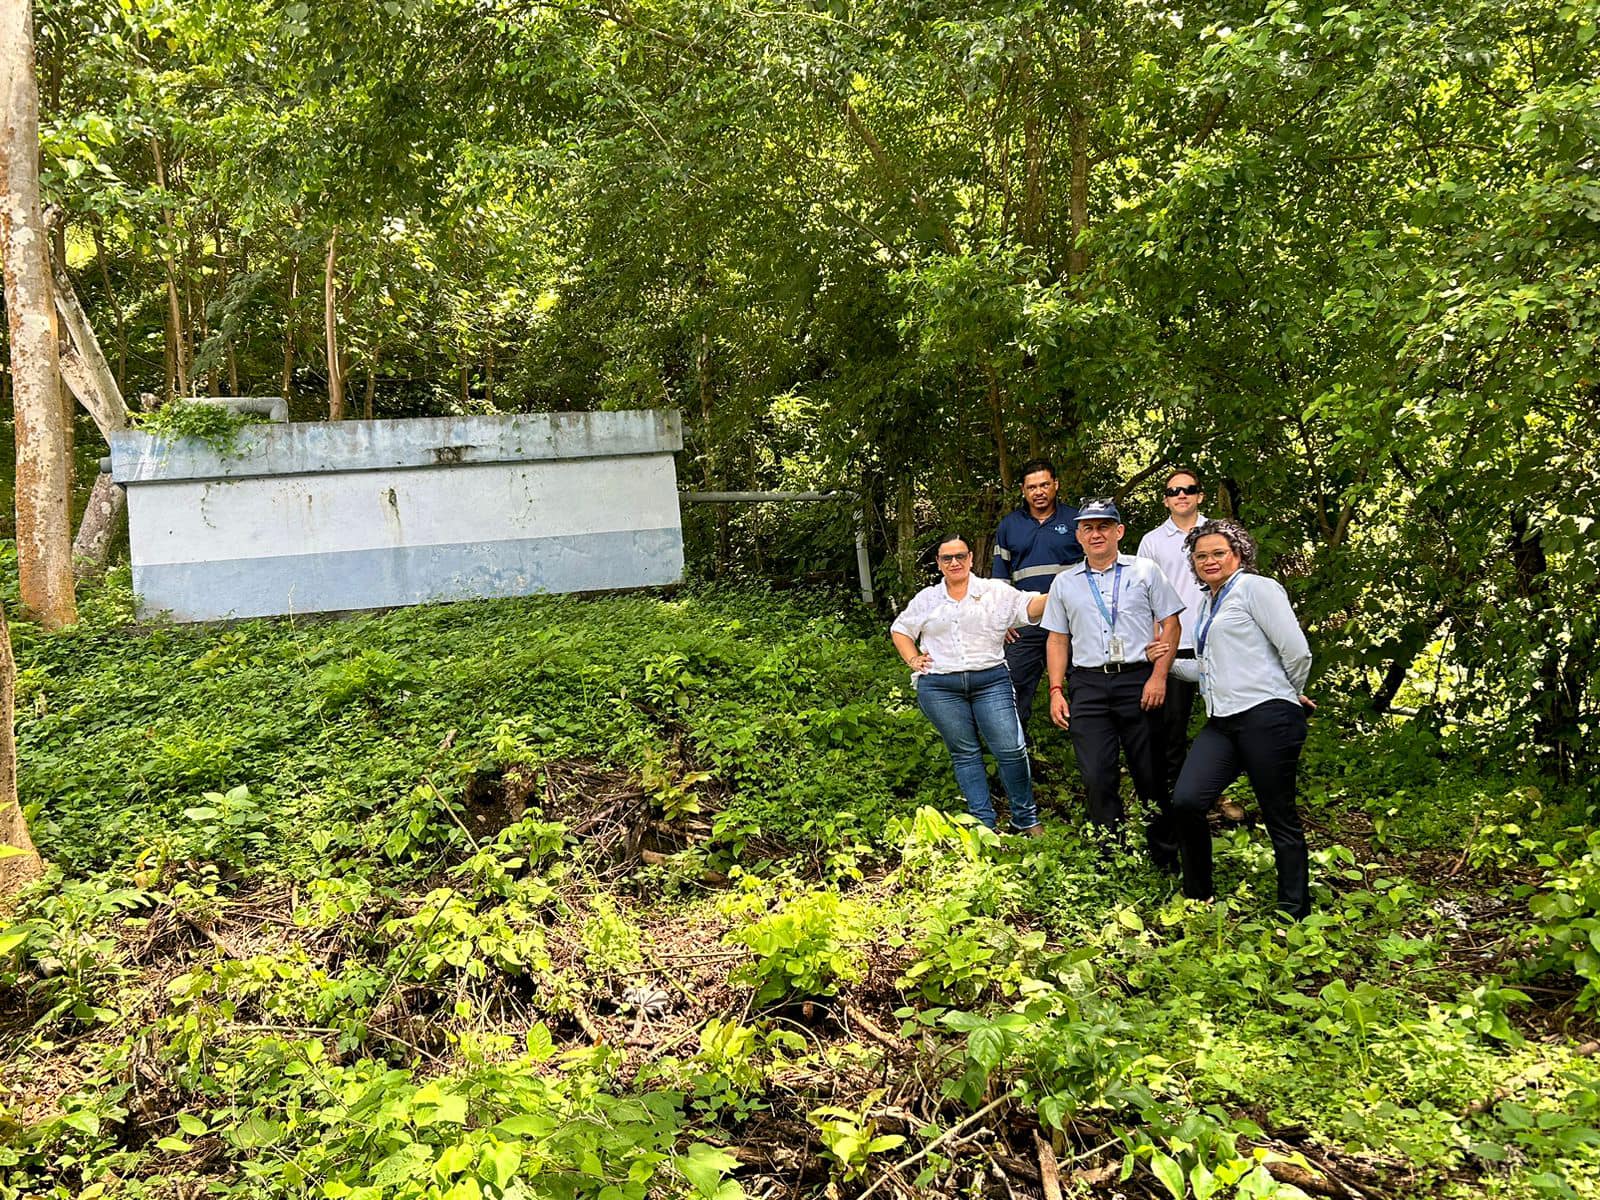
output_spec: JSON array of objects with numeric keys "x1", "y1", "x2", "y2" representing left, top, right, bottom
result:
[
  {"x1": 178, "y1": 912, "x2": 242, "y2": 959},
  {"x1": 858, "y1": 1093, "x2": 1012, "y2": 1200},
  {"x1": 845, "y1": 1003, "x2": 909, "y2": 1054},
  {"x1": 1466, "y1": 1038, "x2": 1600, "y2": 1117},
  {"x1": 1034, "y1": 1131, "x2": 1063, "y2": 1200},
  {"x1": 1262, "y1": 1160, "x2": 1353, "y2": 1198}
]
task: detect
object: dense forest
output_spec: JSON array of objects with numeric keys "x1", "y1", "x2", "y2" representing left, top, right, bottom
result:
[
  {"x1": 3, "y1": 0, "x2": 1600, "y2": 1196},
  {"x1": 0, "y1": 0, "x2": 1593, "y2": 770}
]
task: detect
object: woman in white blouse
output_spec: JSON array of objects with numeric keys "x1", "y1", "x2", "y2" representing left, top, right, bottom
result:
[
  {"x1": 1150, "y1": 519, "x2": 1317, "y2": 916},
  {"x1": 891, "y1": 535, "x2": 1050, "y2": 834}
]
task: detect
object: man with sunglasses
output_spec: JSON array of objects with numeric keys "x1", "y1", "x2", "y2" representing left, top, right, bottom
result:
[
  {"x1": 1136, "y1": 469, "x2": 1228, "y2": 811},
  {"x1": 992, "y1": 458, "x2": 1083, "y2": 728},
  {"x1": 1043, "y1": 499, "x2": 1184, "y2": 868}
]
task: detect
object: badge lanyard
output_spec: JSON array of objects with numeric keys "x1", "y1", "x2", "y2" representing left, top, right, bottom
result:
[
  {"x1": 1196, "y1": 573, "x2": 1243, "y2": 658},
  {"x1": 1083, "y1": 562, "x2": 1123, "y2": 631}
]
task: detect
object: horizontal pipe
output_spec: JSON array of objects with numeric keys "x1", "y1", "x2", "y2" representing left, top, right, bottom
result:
[{"x1": 681, "y1": 490, "x2": 847, "y2": 503}]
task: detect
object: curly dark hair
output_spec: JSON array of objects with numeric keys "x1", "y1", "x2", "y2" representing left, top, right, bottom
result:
[{"x1": 1183, "y1": 518, "x2": 1257, "y2": 584}]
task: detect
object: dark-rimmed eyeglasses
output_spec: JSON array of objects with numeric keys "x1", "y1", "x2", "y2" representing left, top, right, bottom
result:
[
  {"x1": 1165, "y1": 484, "x2": 1202, "y2": 497},
  {"x1": 937, "y1": 552, "x2": 971, "y2": 564}
]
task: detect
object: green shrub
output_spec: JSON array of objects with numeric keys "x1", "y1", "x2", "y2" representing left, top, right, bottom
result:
[
  {"x1": 727, "y1": 890, "x2": 867, "y2": 1006},
  {"x1": 1529, "y1": 830, "x2": 1600, "y2": 1011}
]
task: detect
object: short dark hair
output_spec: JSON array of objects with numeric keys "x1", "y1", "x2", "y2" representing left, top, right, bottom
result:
[
  {"x1": 1018, "y1": 459, "x2": 1057, "y2": 483},
  {"x1": 1165, "y1": 466, "x2": 1203, "y2": 489},
  {"x1": 933, "y1": 533, "x2": 972, "y2": 556}
]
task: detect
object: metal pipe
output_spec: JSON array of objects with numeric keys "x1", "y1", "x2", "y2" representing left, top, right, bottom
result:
[
  {"x1": 192, "y1": 395, "x2": 290, "y2": 423},
  {"x1": 854, "y1": 505, "x2": 875, "y2": 606},
  {"x1": 678, "y1": 488, "x2": 875, "y2": 605},
  {"x1": 681, "y1": 490, "x2": 845, "y2": 503}
]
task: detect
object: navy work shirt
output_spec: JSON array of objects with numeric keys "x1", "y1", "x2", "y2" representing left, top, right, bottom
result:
[{"x1": 992, "y1": 502, "x2": 1084, "y2": 594}]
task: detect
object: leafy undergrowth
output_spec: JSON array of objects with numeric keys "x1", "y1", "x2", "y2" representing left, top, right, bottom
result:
[{"x1": 3, "y1": 574, "x2": 1598, "y2": 1200}]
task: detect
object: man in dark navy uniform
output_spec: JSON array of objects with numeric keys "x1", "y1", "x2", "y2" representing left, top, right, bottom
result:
[{"x1": 992, "y1": 459, "x2": 1083, "y2": 728}]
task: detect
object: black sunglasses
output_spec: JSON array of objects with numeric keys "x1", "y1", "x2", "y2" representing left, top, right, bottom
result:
[{"x1": 1165, "y1": 484, "x2": 1202, "y2": 497}]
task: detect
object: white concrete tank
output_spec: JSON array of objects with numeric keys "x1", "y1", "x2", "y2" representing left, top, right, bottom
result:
[{"x1": 109, "y1": 409, "x2": 684, "y2": 621}]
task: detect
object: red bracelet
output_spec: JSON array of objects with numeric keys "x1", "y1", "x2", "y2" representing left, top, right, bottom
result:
[{"x1": 1049, "y1": 685, "x2": 1063, "y2": 694}]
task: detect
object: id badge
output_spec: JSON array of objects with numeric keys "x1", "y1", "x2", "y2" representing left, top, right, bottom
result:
[{"x1": 1108, "y1": 635, "x2": 1126, "y2": 663}]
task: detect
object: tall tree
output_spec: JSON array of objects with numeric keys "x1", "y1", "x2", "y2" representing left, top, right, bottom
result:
[
  {"x1": 0, "y1": 601, "x2": 43, "y2": 899},
  {"x1": 3, "y1": 0, "x2": 77, "y2": 629}
]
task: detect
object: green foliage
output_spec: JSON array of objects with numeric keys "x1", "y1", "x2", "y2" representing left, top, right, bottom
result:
[
  {"x1": 808, "y1": 1089, "x2": 905, "y2": 1181},
  {"x1": 134, "y1": 402, "x2": 266, "y2": 454},
  {"x1": 7, "y1": 580, "x2": 1600, "y2": 1200},
  {"x1": 307, "y1": 649, "x2": 415, "y2": 714},
  {"x1": 726, "y1": 889, "x2": 867, "y2": 1007},
  {"x1": 1529, "y1": 830, "x2": 1600, "y2": 1012},
  {"x1": 181, "y1": 784, "x2": 266, "y2": 866}
]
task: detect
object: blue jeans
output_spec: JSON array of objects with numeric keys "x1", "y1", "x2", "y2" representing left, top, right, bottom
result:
[{"x1": 915, "y1": 665, "x2": 1038, "y2": 830}]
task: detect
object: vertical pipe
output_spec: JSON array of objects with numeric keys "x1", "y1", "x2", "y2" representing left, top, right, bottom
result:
[{"x1": 854, "y1": 503, "x2": 874, "y2": 607}]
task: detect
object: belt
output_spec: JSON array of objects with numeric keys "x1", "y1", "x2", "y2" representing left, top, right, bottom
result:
[{"x1": 1071, "y1": 661, "x2": 1151, "y2": 675}]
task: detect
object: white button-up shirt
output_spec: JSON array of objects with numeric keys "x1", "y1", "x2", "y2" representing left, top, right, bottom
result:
[
  {"x1": 1042, "y1": 554, "x2": 1184, "y2": 668},
  {"x1": 1136, "y1": 515, "x2": 1207, "y2": 649},
  {"x1": 891, "y1": 575, "x2": 1038, "y2": 674},
  {"x1": 1170, "y1": 572, "x2": 1313, "y2": 717}
]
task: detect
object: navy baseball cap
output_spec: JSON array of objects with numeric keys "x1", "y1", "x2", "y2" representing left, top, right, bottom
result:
[{"x1": 1076, "y1": 498, "x2": 1122, "y2": 524}]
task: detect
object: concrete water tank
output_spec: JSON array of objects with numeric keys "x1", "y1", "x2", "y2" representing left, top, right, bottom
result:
[{"x1": 108, "y1": 409, "x2": 684, "y2": 622}]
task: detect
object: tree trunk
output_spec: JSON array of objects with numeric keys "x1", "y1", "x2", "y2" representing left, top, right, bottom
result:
[
  {"x1": 281, "y1": 253, "x2": 299, "y2": 403},
  {"x1": 324, "y1": 230, "x2": 343, "y2": 420},
  {"x1": 364, "y1": 360, "x2": 377, "y2": 420},
  {"x1": 986, "y1": 365, "x2": 1011, "y2": 493},
  {"x1": 150, "y1": 136, "x2": 188, "y2": 399},
  {"x1": 0, "y1": 602, "x2": 43, "y2": 900},
  {"x1": 1066, "y1": 29, "x2": 1092, "y2": 280},
  {"x1": 895, "y1": 473, "x2": 916, "y2": 588},
  {"x1": 52, "y1": 256, "x2": 130, "y2": 436},
  {"x1": 71, "y1": 471, "x2": 124, "y2": 581},
  {"x1": 50, "y1": 254, "x2": 132, "y2": 580},
  {"x1": 91, "y1": 222, "x2": 127, "y2": 396},
  {"x1": 2, "y1": 1, "x2": 78, "y2": 629}
]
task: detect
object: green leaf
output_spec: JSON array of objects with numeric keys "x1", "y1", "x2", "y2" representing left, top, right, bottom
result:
[
  {"x1": 176, "y1": 1114, "x2": 208, "y2": 1136},
  {"x1": 1149, "y1": 1151, "x2": 1185, "y2": 1199},
  {"x1": 232, "y1": 1114, "x2": 283, "y2": 1148},
  {"x1": 679, "y1": 1143, "x2": 740, "y2": 1196},
  {"x1": 155, "y1": 1135, "x2": 191, "y2": 1153},
  {"x1": 480, "y1": 1142, "x2": 521, "y2": 1189},
  {"x1": 525, "y1": 1021, "x2": 554, "y2": 1060}
]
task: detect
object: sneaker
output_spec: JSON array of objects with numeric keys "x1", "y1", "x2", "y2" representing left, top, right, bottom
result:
[
  {"x1": 1218, "y1": 799, "x2": 1246, "y2": 822},
  {"x1": 1013, "y1": 823, "x2": 1046, "y2": 838}
]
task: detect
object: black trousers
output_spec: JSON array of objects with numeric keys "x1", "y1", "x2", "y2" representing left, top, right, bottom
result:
[
  {"x1": 1067, "y1": 663, "x2": 1177, "y2": 867},
  {"x1": 1173, "y1": 699, "x2": 1310, "y2": 917},
  {"x1": 1158, "y1": 651, "x2": 1201, "y2": 794},
  {"x1": 1004, "y1": 622, "x2": 1050, "y2": 730}
]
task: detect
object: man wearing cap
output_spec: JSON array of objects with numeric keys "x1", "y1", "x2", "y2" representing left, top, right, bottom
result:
[
  {"x1": 1135, "y1": 468, "x2": 1219, "y2": 805},
  {"x1": 1043, "y1": 499, "x2": 1184, "y2": 866},
  {"x1": 992, "y1": 459, "x2": 1083, "y2": 728}
]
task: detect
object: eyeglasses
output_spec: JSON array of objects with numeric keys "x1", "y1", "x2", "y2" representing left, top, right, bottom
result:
[
  {"x1": 1165, "y1": 484, "x2": 1202, "y2": 497},
  {"x1": 937, "y1": 552, "x2": 970, "y2": 564}
]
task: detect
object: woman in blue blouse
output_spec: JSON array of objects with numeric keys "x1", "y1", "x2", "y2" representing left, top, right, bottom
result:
[{"x1": 1153, "y1": 519, "x2": 1317, "y2": 917}]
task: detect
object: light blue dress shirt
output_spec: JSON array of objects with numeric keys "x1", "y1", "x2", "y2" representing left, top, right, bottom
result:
[
  {"x1": 1136, "y1": 515, "x2": 1207, "y2": 649},
  {"x1": 1042, "y1": 554, "x2": 1184, "y2": 668},
  {"x1": 1170, "y1": 571, "x2": 1312, "y2": 716}
]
